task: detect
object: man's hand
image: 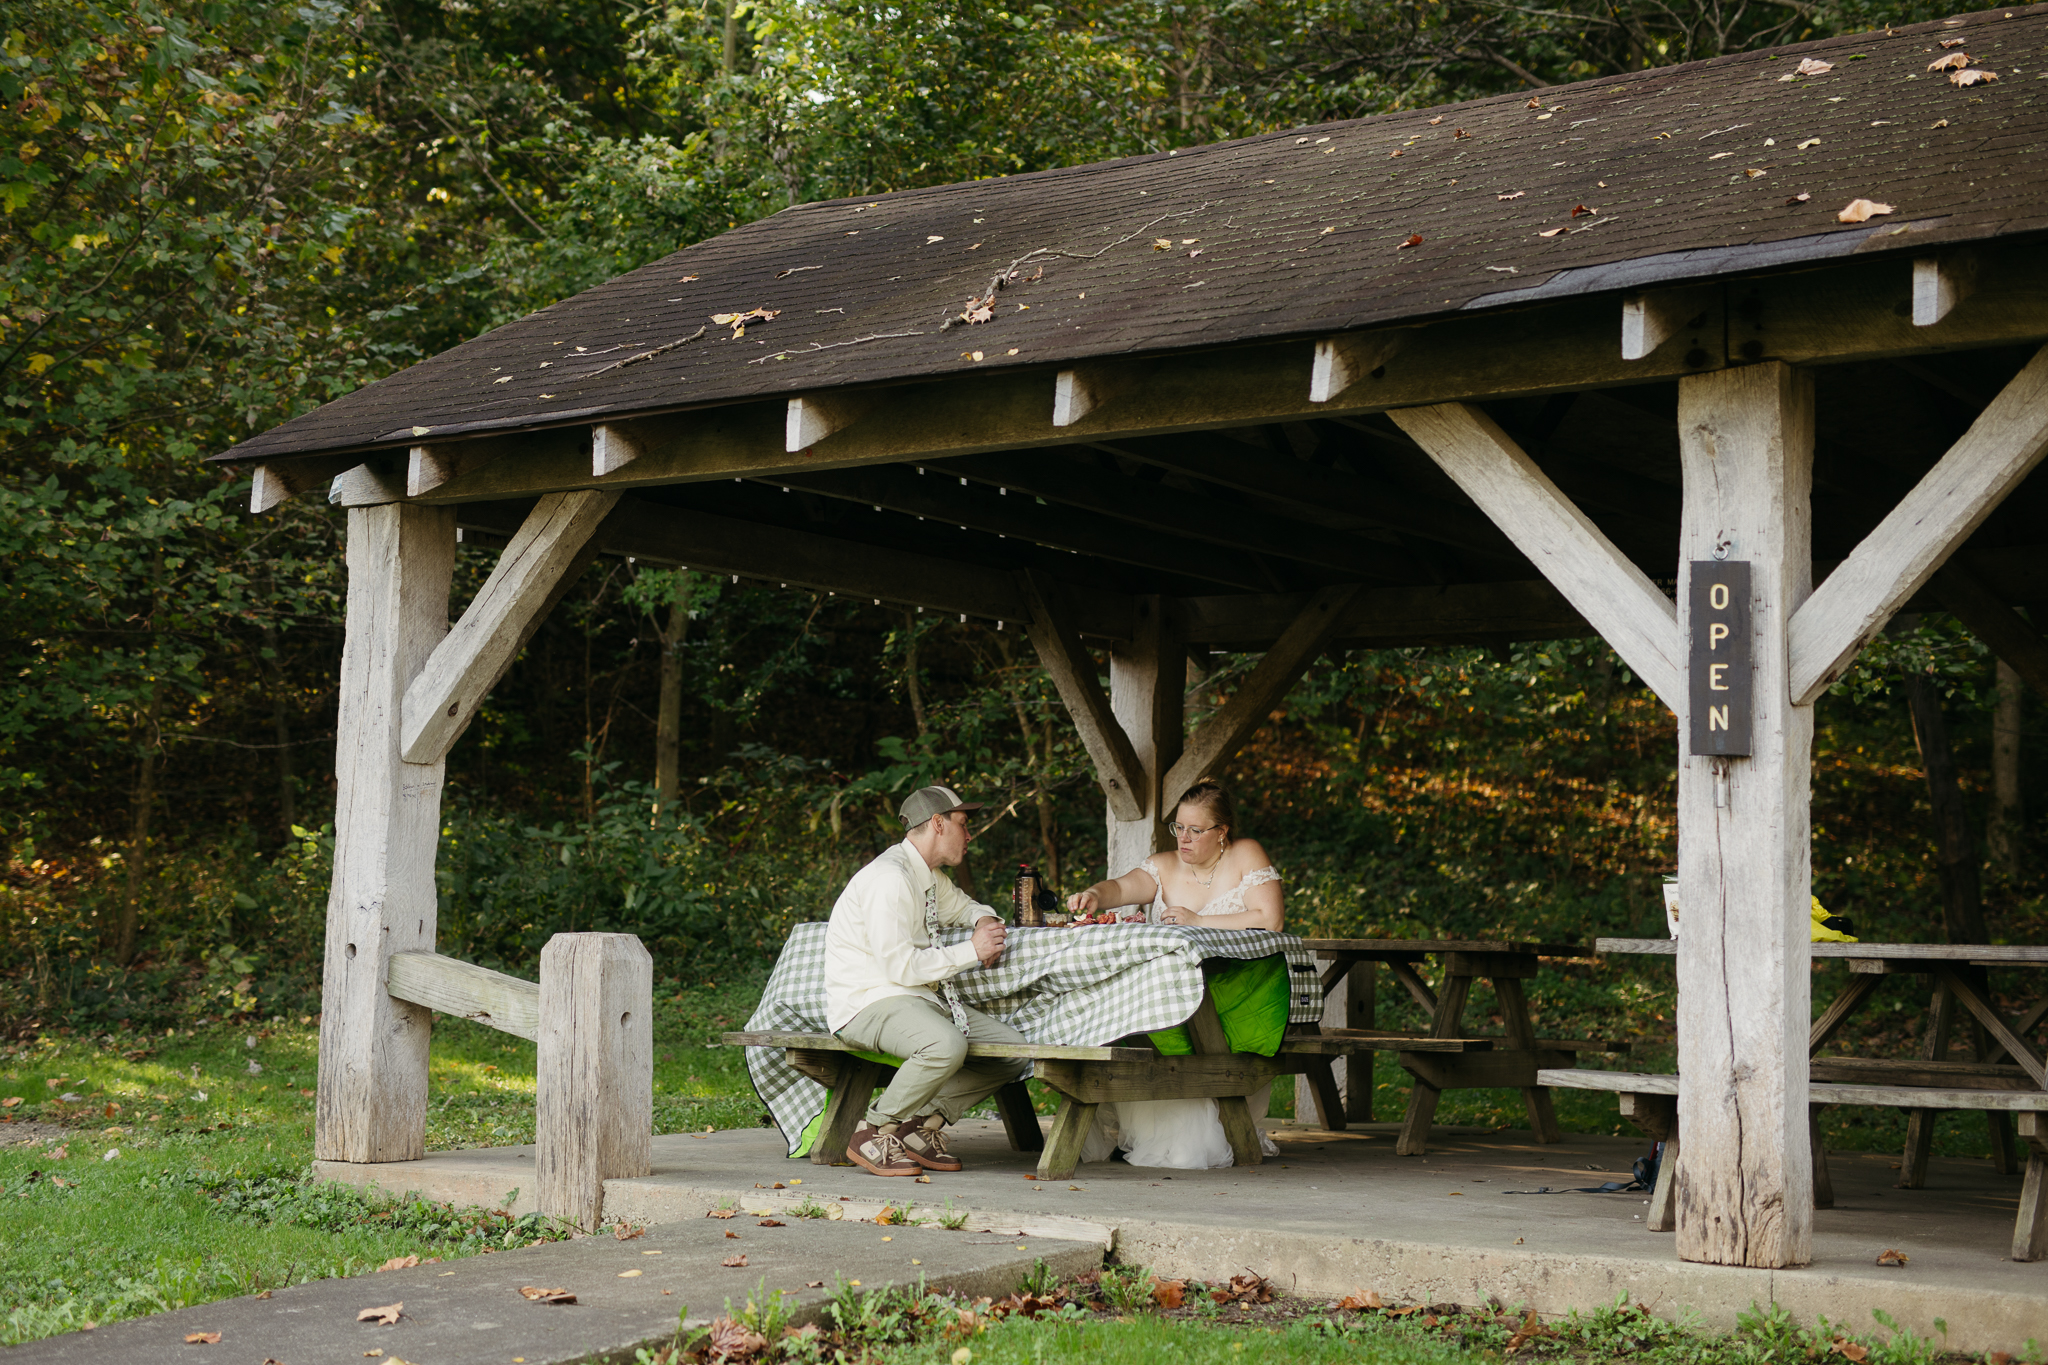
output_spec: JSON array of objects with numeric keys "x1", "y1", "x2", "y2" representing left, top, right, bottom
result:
[
  {"x1": 1065, "y1": 889, "x2": 1099, "y2": 915},
  {"x1": 972, "y1": 917, "x2": 1007, "y2": 967}
]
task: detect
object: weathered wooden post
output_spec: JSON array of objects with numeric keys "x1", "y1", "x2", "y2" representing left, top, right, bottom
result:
[
  {"x1": 1107, "y1": 595, "x2": 1184, "y2": 875},
  {"x1": 536, "y1": 932, "x2": 653, "y2": 1231},
  {"x1": 316, "y1": 503, "x2": 457, "y2": 1163},
  {"x1": 1673, "y1": 362, "x2": 1816, "y2": 1267}
]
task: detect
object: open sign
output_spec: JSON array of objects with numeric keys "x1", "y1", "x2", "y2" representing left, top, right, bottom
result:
[{"x1": 1688, "y1": 561, "x2": 1752, "y2": 757}]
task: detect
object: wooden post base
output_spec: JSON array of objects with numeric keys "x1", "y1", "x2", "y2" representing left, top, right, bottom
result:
[{"x1": 535, "y1": 933, "x2": 653, "y2": 1232}]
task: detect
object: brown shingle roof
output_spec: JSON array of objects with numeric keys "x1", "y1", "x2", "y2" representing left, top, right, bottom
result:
[{"x1": 221, "y1": 4, "x2": 2048, "y2": 463}]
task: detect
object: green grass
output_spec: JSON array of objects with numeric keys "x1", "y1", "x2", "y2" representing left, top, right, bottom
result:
[
  {"x1": 0, "y1": 976, "x2": 770, "y2": 1344},
  {"x1": 882, "y1": 1314, "x2": 1476, "y2": 1365}
]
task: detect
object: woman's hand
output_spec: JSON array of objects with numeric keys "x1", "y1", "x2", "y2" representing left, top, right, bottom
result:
[
  {"x1": 1066, "y1": 889, "x2": 1100, "y2": 915},
  {"x1": 1158, "y1": 905, "x2": 1196, "y2": 926}
]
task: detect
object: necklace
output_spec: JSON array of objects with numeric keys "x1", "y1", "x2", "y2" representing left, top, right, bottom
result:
[{"x1": 1190, "y1": 853, "x2": 1224, "y2": 889}]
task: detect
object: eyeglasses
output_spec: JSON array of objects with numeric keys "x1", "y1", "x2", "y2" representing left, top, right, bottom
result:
[{"x1": 1168, "y1": 822, "x2": 1221, "y2": 838}]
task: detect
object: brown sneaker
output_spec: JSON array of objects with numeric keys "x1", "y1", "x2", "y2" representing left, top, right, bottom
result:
[
  {"x1": 898, "y1": 1115, "x2": 963, "y2": 1172},
  {"x1": 847, "y1": 1124, "x2": 921, "y2": 1177}
]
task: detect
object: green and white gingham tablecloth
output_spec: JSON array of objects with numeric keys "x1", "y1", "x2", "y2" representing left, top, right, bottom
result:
[{"x1": 741, "y1": 921, "x2": 1322, "y2": 1156}]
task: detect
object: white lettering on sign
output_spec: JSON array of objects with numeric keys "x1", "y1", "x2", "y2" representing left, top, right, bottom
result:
[
  {"x1": 1709, "y1": 663, "x2": 1729, "y2": 691},
  {"x1": 1689, "y1": 561, "x2": 1752, "y2": 757},
  {"x1": 1710, "y1": 583, "x2": 1731, "y2": 611},
  {"x1": 1709, "y1": 622, "x2": 1729, "y2": 649},
  {"x1": 1709, "y1": 705, "x2": 1730, "y2": 731}
]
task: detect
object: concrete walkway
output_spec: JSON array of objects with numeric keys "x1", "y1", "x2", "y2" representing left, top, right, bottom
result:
[
  {"x1": 9, "y1": 1215, "x2": 1099, "y2": 1364},
  {"x1": 312, "y1": 1118, "x2": 2048, "y2": 1354}
]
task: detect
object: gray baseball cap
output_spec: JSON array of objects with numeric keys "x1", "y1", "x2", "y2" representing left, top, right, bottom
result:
[{"x1": 899, "y1": 784, "x2": 983, "y2": 827}]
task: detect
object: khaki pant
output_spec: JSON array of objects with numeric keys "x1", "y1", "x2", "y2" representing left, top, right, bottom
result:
[{"x1": 836, "y1": 994, "x2": 1030, "y2": 1127}]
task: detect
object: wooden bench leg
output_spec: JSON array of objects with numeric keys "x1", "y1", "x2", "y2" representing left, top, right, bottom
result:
[
  {"x1": 1900, "y1": 1109, "x2": 1938, "y2": 1188},
  {"x1": 1617, "y1": 1092, "x2": 1678, "y2": 1233},
  {"x1": 2013, "y1": 1113, "x2": 2048, "y2": 1261},
  {"x1": 1494, "y1": 976, "x2": 1561, "y2": 1144},
  {"x1": 1304, "y1": 1057, "x2": 1346, "y2": 1131},
  {"x1": 812, "y1": 1058, "x2": 885, "y2": 1166},
  {"x1": 1810, "y1": 1104, "x2": 1834, "y2": 1209},
  {"x1": 1216, "y1": 1094, "x2": 1265, "y2": 1166},
  {"x1": 1396, "y1": 1080, "x2": 1444, "y2": 1157},
  {"x1": 995, "y1": 1080, "x2": 1045, "y2": 1152},
  {"x1": 1036, "y1": 1094, "x2": 1098, "y2": 1180}
]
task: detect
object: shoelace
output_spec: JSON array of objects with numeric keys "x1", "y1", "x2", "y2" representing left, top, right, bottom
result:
[
  {"x1": 866, "y1": 1131, "x2": 912, "y2": 1164},
  {"x1": 912, "y1": 1126, "x2": 950, "y2": 1157}
]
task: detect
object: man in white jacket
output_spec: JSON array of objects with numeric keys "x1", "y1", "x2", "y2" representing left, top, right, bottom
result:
[{"x1": 826, "y1": 784, "x2": 1028, "y2": 1177}]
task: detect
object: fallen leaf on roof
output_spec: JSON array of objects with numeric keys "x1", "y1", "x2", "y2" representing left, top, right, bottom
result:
[
  {"x1": 1389, "y1": 149, "x2": 1403, "y2": 157},
  {"x1": 1570, "y1": 204, "x2": 1595, "y2": 217},
  {"x1": 1837, "y1": 198, "x2": 1894, "y2": 223},
  {"x1": 1188, "y1": 249, "x2": 1202, "y2": 259},
  {"x1": 1797, "y1": 138, "x2": 1821, "y2": 149},
  {"x1": 1428, "y1": 116, "x2": 1443, "y2": 125},
  {"x1": 1745, "y1": 168, "x2": 1767, "y2": 178},
  {"x1": 678, "y1": 274, "x2": 698, "y2": 283},
  {"x1": 722, "y1": 1254, "x2": 749, "y2": 1267},
  {"x1": 1776, "y1": 71, "x2": 1799, "y2": 81},
  {"x1": 1526, "y1": 96, "x2": 1542, "y2": 108},
  {"x1": 184, "y1": 1331, "x2": 221, "y2": 1344},
  {"x1": 1497, "y1": 191, "x2": 1525, "y2": 200},
  {"x1": 519, "y1": 1287, "x2": 576, "y2": 1304},
  {"x1": 1484, "y1": 265, "x2": 1519, "y2": 272},
  {"x1": 1796, "y1": 57, "x2": 1835, "y2": 75},
  {"x1": 1151, "y1": 238, "x2": 1172, "y2": 250},
  {"x1": 969, "y1": 351, "x2": 984, "y2": 361},
  {"x1": 1454, "y1": 128, "x2": 1470, "y2": 139},
  {"x1": 925, "y1": 235, "x2": 944, "y2": 244},
  {"x1": 1950, "y1": 68, "x2": 1998, "y2": 85},
  {"x1": 356, "y1": 1302, "x2": 403, "y2": 1325},
  {"x1": 376, "y1": 1256, "x2": 419, "y2": 1272},
  {"x1": 1930, "y1": 118, "x2": 1949, "y2": 128},
  {"x1": 1708, "y1": 151, "x2": 1736, "y2": 160},
  {"x1": 1940, "y1": 36, "x2": 1966, "y2": 46},
  {"x1": 492, "y1": 376, "x2": 513, "y2": 383},
  {"x1": 961, "y1": 297, "x2": 993, "y2": 324},
  {"x1": 1875, "y1": 1248, "x2": 1909, "y2": 1266},
  {"x1": 774, "y1": 265, "x2": 823, "y2": 278},
  {"x1": 1397, "y1": 234, "x2": 1423, "y2": 250},
  {"x1": 1538, "y1": 227, "x2": 1569, "y2": 238},
  {"x1": 1784, "y1": 191, "x2": 1812, "y2": 205},
  {"x1": 710, "y1": 308, "x2": 778, "y2": 339},
  {"x1": 1928, "y1": 52, "x2": 1970, "y2": 70}
]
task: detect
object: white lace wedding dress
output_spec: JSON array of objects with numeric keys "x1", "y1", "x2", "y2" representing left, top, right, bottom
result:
[{"x1": 1079, "y1": 858, "x2": 1284, "y2": 1170}]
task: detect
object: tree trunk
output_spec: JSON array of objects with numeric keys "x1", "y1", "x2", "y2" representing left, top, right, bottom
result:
[
  {"x1": 1904, "y1": 672, "x2": 1988, "y2": 943},
  {"x1": 903, "y1": 612, "x2": 928, "y2": 735},
  {"x1": 655, "y1": 595, "x2": 688, "y2": 812},
  {"x1": 260, "y1": 603, "x2": 297, "y2": 842},
  {"x1": 722, "y1": 0, "x2": 739, "y2": 76},
  {"x1": 1990, "y1": 658, "x2": 2024, "y2": 878},
  {"x1": 117, "y1": 677, "x2": 165, "y2": 965}
]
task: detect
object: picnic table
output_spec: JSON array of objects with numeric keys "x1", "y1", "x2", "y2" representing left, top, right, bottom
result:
[
  {"x1": 1299, "y1": 938, "x2": 1625, "y2": 1154},
  {"x1": 728, "y1": 920, "x2": 1350, "y2": 1177}
]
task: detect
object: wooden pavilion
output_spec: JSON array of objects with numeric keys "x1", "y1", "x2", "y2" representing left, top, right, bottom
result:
[{"x1": 222, "y1": 6, "x2": 2048, "y2": 1268}]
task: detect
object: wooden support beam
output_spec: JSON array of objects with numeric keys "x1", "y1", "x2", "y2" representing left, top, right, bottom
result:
[
  {"x1": 1053, "y1": 367, "x2": 1132, "y2": 427},
  {"x1": 1017, "y1": 571, "x2": 1146, "y2": 822},
  {"x1": 535, "y1": 932, "x2": 653, "y2": 1232},
  {"x1": 330, "y1": 457, "x2": 407, "y2": 507},
  {"x1": 1622, "y1": 286, "x2": 1717, "y2": 361},
  {"x1": 1162, "y1": 584, "x2": 1365, "y2": 801},
  {"x1": 1311, "y1": 331, "x2": 1411, "y2": 404},
  {"x1": 251, "y1": 454, "x2": 361, "y2": 513},
  {"x1": 1913, "y1": 252, "x2": 1977, "y2": 328},
  {"x1": 1178, "y1": 579, "x2": 1588, "y2": 648},
  {"x1": 778, "y1": 464, "x2": 1274, "y2": 591},
  {"x1": 1928, "y1": 560, "x2": 2048, "y2": 705},
  {"x1": 316, "y1": 503, "x2": 457, "y2": 1164},
  {"x1": 400, "y1": 490, "x2": 619, "y2": 765},
  {"x1": 592, "y1": 423, "x2": 644, "y2": 477},
  {"x1": 385, "y1": 951, "x2": 540, "y2": 1040},
  {"x1": 1675, "y1": 361, "x2": 1816, "y2": 1270},
  {"x1": 408, "y1": 443, "x2": 501, "y2": 498},
  {"x1": 954, "y1": 452, "x2": 1419, "y2": 584},
  {"x1": 1389, "y1": 403, "x2": 1683, "y2": 710},
  {"x1": 787, "y1": 392, "x2": 875, "y2": 452},
  {"x1": 1108, "y1": 596, "x2": 1183, "y2": 874},
  {"x1": 456, "y1": 496, "x2": 1135, "y2": 640},
  {"x1": 1787, "y1": 342, "x2": 2048, "y2": 705}
]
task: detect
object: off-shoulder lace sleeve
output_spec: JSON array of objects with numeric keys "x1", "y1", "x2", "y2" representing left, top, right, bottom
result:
[
  {"x1": 1240, "y1": 865, "x2": 1282, "y2": 889},
  {"x1": 1137, "y1": 856, "x2": 1163, "y2": 890}
]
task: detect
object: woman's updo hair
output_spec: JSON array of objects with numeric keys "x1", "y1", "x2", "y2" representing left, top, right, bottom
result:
[{"x1": 1175, "y1": 779, "x2": 1236, "y2": 836}]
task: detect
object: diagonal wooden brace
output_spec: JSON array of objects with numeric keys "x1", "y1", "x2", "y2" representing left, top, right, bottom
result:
[
  {"x1": 1018, "y1": 570, "x2": 1146, "y2": 821},
  {"x1": 400, "y1": 490, "x2": 620, "y2": 764}
]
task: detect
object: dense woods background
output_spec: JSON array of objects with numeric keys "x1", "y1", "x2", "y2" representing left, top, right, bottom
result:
[{"x1": 3, "y1": 0, "x2": 2041, "y2": 1046}]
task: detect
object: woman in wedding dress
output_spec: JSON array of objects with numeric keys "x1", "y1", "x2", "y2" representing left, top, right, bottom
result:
[{"x1": 1062, "y1": 780, "x2": 1285, "y2": 1169}]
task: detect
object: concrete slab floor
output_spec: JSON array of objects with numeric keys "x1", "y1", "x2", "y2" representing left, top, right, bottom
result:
[
  {"x1": 315, "y1": 1119, "x2": 2048, "y2": 1353},
  {"x1": 7, "y1": 1215, "x2": 1101, "y2": 1365}
]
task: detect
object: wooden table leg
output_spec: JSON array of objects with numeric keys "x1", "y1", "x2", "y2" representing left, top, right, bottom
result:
[
  {"x1": 1810, "y1": 1104, "x2": 1835, "y2": 1209},
  {"x1": 1396, "y1": 971, "x2": 1470, "y2": 1157},
  {"x1": 1618, "y1": 1092, "x2": 1678, "y2": 1232},
  {"x1": 995, "y1": 1081, "x2": 1045, "y2": 1152},
  {"x1": 1494, "y1": 975, "x2": 1561, "y2": 1144},
  {"x1": 1900, "y1": 981, "x2": 1955, "y2": 1189},
  {"x1": 1187, "y1": 989, "x2": 1263, "y2": 1166},
  {"x1": 2014, "y1": 1113, "x2": 2048, "y2": 1262},
  {"x1": 1808, "y1": 973, "x2": 1882, "y2": 1055},
  {"x1": 1303, "y1": 1057, "x2": 1345, "y2": 1130},
  {"x1": 1036, "y1": 1093, "x2": 1099, "y2": 1180},
  {"x1": 813, "y1": 1057, "x2": 886, "y2": 1166},
  {"x1": 1345, "y1": 963, "x2": 1376, "y2": 1124}
]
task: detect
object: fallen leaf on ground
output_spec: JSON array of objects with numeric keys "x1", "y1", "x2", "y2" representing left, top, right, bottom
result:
[
  {"x1": 1927, "y1": 52, "x2": 1970, "y2": 70},
  {"x1": 255, "y1": 1290, "x2": 272, "y2": 1300},
  {"x1": 706, "y1": 1208, "x2": 736, "y2": 1219},
  {"x1": 1785, "y1": 192, "x2": 1812, "y2": 205},
  {"x1": 1796, "y1": 57, "x2": 1834, "y2": 75},
  {"x1": 708, "y1": 1317, "x2": 768, "y2": 1359},
  {"x1": 914, "y1": 1175, "x2": 932, "y2": 1184},
  {"x1": 722, "y1": 1254, "x2": 749, "y2": 1267},
  {"x1": 614, "y1": 1224, "x2": 645, "y2": 1241},
  {"x1": 1833, "y1": 1338, "x2": 1871, "y2": 1362},
  {"x1": 1151, "y1": 1278, "x2": 1187, "y2": 1309},
  {"x1": 875, "y1": 1206, "x2": 899, "y2": 1225},
  {"x1": 1950, "y1": 68, "x2": 1998, "y2": 86},
  {"x1": 806, "y1": 1280, "x2": 825, "y2": 1288},
  {"x1": 1837, "y1": 198, "x2": 1894, "y2": 223},
  {"x1": 184, "y1": 1331, "x2": 222, "y2": 1344},
  {"x1": 356, "y1": 1302, "x2": 403, "y2": 1326},
  {"x1": 518, "y1": 1287, "x2": 576, "y2": 1304},
  {"x1": 725, "y1": 1230, "x2": 740, "y2": 1239},
  {"x1": 0, "y1": 1098, "x2": 17, "y2": 1109},
  {"x1": 618, "y1": 1270, "x2": 643, "y2": 1278},
  {"x1": 1875, "y1": 1248, "x2": 1909, "y2": 1266},
  {"x1": 1337, "y1": 1291, "x2": 1384, "y2": 1311},
  {"x1": 376, "y1": 1256, "x2": 419, "y2": 1272},
  {"x1": 758, "y1": 1219, "x2": 785, "y2": 1227},
  {"x1": 1397, "y1": 234, "x2": 1423, "y2": 250}
]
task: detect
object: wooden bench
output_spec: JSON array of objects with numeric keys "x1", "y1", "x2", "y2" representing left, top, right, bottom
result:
[
  {"x1": 1540, "y1": 1068, "x2": 2048, "y2": 1261},
  {"x1": 726, "y1": 1013, "x2": 1371, "y2": 1180}
]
